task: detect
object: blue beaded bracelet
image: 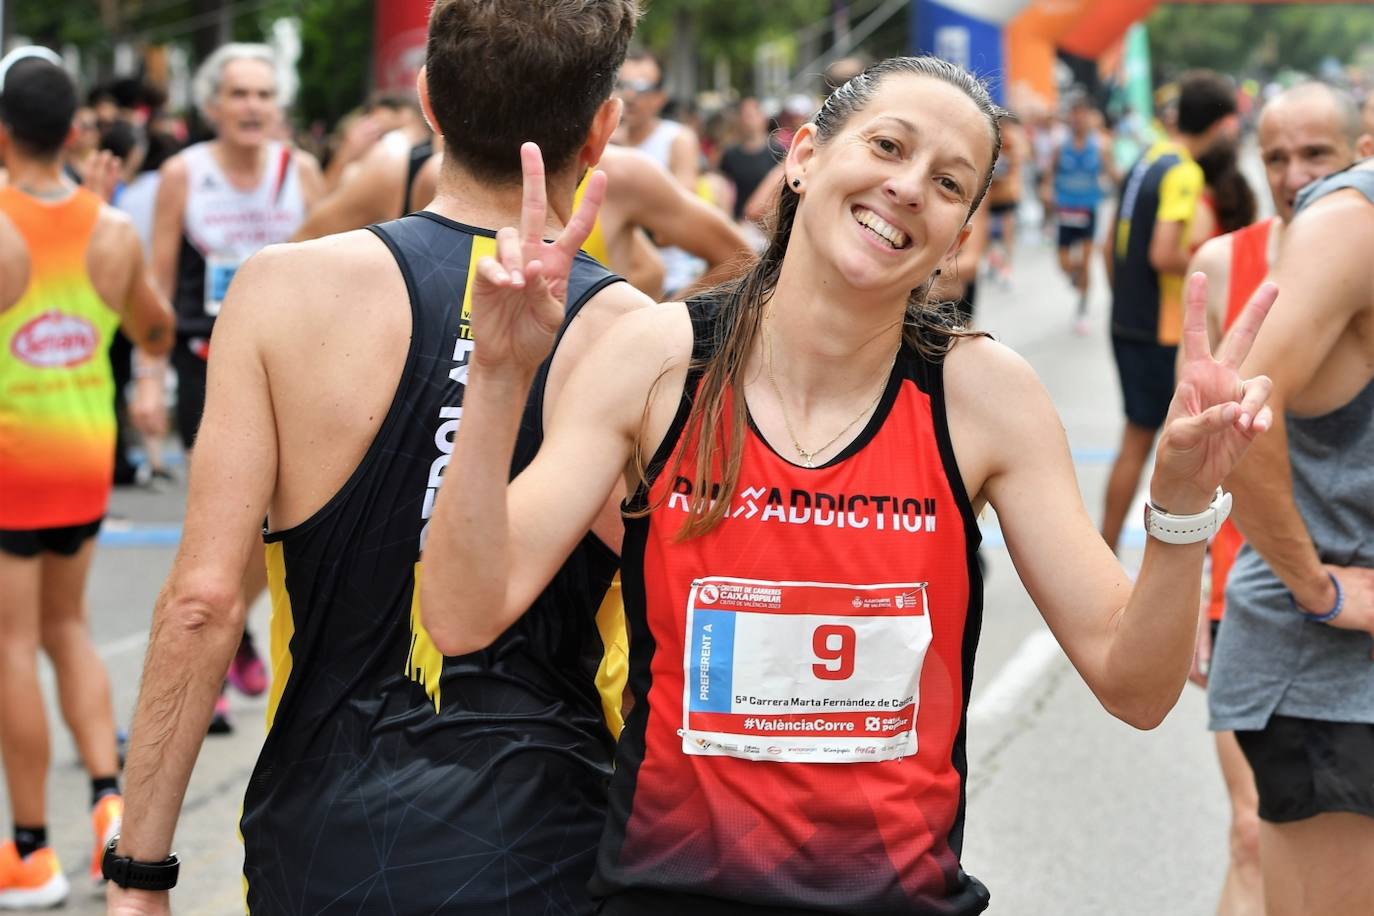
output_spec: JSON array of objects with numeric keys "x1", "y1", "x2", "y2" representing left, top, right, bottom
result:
[{"x1": 1292, "y1": 572, "x2": 1343, "y2": 623}]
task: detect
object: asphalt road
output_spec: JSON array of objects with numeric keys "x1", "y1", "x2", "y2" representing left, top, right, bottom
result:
[{"x1": 10, "y1": 223, "x2": 1236, "y2": 916}]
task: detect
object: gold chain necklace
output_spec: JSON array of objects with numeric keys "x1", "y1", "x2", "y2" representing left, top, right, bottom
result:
[{"x1": 763, "y1": 325, "x2": 897, "y2": 469}]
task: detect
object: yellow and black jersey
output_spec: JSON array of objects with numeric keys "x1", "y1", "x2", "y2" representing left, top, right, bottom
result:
[
  {"x1": 573, "y1": 170, "x2": 610, "y2": 266},
  {"x1": 1110, "y1": 140, "x2": 1203, "y2": 345},
  {"x1": 239, "y1": 211, "x2": 624, "y2": 915}
]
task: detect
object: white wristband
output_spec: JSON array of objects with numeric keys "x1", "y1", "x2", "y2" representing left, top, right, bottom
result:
[{"x1": 1143, "y1": 487, "x2": 1232, "y2": 545}]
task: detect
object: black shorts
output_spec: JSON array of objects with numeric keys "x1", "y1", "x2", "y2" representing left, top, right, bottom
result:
[
  {"x1": 172, "y1": 337, "x2": 209, "y2": 451},
  {"x1": 1235, "y1": 715, "x2": 1374, "y2": 823},
  {"x1": 0, "y1": 519, "x2": 103, "y2": 558},
  {"x1": 1111, "y1": 336, "x2": 1176, "y2": 430},
  {"x1": 1056, "y1": 208, "x2": 1097, "y2": 249}
]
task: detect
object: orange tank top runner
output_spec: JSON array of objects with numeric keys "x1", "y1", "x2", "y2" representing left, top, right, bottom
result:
[
  {"x1": 0, "y1": 187, "x2": 121, "y2": 529},
  {"x1": 1207, "y1": 216, "x2": 1275, "y2": 621}
]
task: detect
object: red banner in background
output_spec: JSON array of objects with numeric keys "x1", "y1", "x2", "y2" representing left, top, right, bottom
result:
[{"x1": 374, "y1": 0, "x2": 431, "y2": 94}]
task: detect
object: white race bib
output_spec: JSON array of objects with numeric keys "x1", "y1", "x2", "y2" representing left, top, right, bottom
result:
[
  {"x1": 203, "y1": 253, "x2": 244, "y2": 317},
  {"x1": 1056, "y1": 207, "x2": 1093, "y2": 229},
  {"x1": 681, "y1": 577, "x2": 932, "y2": 764}
]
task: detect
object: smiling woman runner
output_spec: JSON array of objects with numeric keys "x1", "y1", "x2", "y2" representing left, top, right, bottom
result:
[{"x1": 422, "y1": 56, "x2": 1278, "y2": 916}]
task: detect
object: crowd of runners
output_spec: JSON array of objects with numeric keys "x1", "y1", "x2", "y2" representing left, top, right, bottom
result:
[{"x1": 1, "y1": 2, "x2": 1372, "y2": 914}]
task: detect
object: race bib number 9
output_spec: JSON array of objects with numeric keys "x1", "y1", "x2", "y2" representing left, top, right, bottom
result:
[
  {"x1": 204, "y1": 253, "x2": 243, "y2": 317},
  {"x1": 682, "y1": 577, "x2": 931, "y2": 764}
]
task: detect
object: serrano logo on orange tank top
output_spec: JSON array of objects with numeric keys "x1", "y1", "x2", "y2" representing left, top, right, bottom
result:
[
  {"x1": 665, "y1": 475, "x2": 940, "y2": 532},
  {"x1": 10, "y1": 311, "x2": 98, "y2": 368}
]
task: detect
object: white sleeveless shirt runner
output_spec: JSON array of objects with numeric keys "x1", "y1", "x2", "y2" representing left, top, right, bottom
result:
[
  {"x1": 631, "y1": 119, "x2": 703, "y2": 295},
  {"x1": 173, "y1": 140, "x2": 305, "y2": 336}
]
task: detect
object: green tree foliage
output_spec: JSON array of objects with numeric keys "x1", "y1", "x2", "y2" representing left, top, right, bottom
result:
[
  {"x1": 289, "y1": 0, "x2": 371, "y2": 130},
  {"x1": 638, "y1": 0, "x2": 832, "y2": 93},
  {"x1": 14, "y1": 0, "x2": 370, "y2": 128},
  {"x1": 16, "y1": 0, "x2": 914, "y2": 125},
  {"x1": 1146, "y1": 3, "x2": 1374, "y2": 82}
]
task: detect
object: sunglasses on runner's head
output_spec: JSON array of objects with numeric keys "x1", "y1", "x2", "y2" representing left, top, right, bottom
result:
[{"x1": 615, "y1": 78, "x2": 660, "y2": 94}]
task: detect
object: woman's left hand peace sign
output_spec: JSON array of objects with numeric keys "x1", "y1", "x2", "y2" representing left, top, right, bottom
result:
[
  {"x1": 1153, "y1": 271, "x2": 1276, "y2": 511},
  {"x1": 469, "y1": 142, "x2": 607, "y2": 374}
]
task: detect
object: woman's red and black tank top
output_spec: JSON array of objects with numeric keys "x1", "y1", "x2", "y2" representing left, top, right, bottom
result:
[{"x1": 592, "y1": 300, "x2": 989, "y2": 914}]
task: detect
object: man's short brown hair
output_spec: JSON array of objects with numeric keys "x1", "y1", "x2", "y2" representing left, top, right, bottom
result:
[
  {"x1": 426, "y1": 0, "x2": 639, "y2": 183},
  {"x1": 1176, "y1": 69, "x2": 1236, "y2": 137}
]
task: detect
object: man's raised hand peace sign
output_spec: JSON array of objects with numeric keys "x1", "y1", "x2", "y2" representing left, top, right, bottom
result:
[
  {"x1": 1153, "y1": 271, "x2": 1277, "y2": 511},
  {"x1": 470, "y1": 142, "x2": 606, "y2": 373}
]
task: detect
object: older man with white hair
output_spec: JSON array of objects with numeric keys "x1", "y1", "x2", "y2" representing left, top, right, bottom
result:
[{"x1": 150, "y1": 43, "x2": 322, "y2": 733}]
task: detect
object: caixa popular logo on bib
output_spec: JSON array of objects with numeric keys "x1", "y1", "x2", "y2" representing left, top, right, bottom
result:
[{"x1": 11, "y1": 311, "x2": 98, "y2": 368}]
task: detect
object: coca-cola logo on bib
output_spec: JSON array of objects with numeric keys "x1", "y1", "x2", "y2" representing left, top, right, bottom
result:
[{"x1": 10, "y1": 311, "x2": 98, "y2": 368}]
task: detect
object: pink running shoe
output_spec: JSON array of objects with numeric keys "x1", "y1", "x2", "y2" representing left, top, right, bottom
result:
[{"x1": 227, "y1": 636, "x2": 268, "y2": 697}]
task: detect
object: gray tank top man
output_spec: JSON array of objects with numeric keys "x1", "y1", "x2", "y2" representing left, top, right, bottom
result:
[{"x1": 1209, "y1": 167, "x2": 1374, "y2": 733}]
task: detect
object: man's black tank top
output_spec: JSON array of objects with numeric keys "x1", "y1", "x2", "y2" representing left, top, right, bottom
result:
[
  {"x1": 238, "y1": 211, "x2": 624, "y2": 915},
  {"x1": 402, "y1": 139, "x2": 433, "y2": 216}
]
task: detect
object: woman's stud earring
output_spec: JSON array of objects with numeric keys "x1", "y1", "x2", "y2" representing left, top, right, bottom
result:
[{"x1": 791, "y1": 178, "x2": 801, "y2": 188}]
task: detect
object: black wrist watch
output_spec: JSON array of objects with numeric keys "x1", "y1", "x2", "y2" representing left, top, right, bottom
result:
[{"x1": 101, "y1": 835, "x2": 180, "y2": 891}]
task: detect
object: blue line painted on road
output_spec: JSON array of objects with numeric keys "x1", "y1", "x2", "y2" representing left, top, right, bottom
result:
[
  {"x1": 126, "y1": 447, "x2": 186, "y2": 467},
  {"x1": 130, "y1": 448, "x2": 1111, "y2": 468},
  {"x1": 97, "y1": 445, "x2": 1120, "y2": 551},
  {"x1": 100, "y1": 519, "x2": 1149, "y2": 551},
  {"x1": 99, "y1": 525, "x2": 183, "y2": 547},
  {"x1": 1070, "y1": 447, "x2": 1117, "y2": 465}
]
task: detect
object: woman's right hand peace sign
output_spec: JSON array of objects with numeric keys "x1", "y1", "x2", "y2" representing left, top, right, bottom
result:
[
  {"x1": 1151, "y1": 271, "x2": 1275, "y2": 511},
  {"x1": 470, "y1": 142, "x2": 606, "y2": 374}
]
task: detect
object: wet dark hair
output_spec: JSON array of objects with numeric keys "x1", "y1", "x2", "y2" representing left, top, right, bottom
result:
[
  {"x1": 425, "y1": 0, "x2": 640, "y2": 183},
  {"x1": 87, "y1": 84, "x2": 117, "y2": 108},
  {"x1": 0, "y1": 58, "x2": 77, "y2": 159},
  {"x1": 139, "y1": 130, "x2": 181, "y2": 174},
  {"x1": 110, "y1": 78, "x2": 143, "y2": 110},
  {"x1": 1197, "y1": 142, "x2": 1256, "y2": 234},
  {"x1": 640, "y1": 55, "x2": 1007, "y2": 538},
  {"x1": 1177, "y1": 70, "x2": 1236, "y2": 137},
  {"x1": 140, "y1": 83, "x2": 169, "y2": 114},
  {"x1": 99, "y1": 119, "x2": 139, "y2": 161}
]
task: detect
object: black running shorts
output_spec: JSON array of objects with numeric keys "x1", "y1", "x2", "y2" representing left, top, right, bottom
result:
[
  {"x1": 1111, "y1": 335, "x2": 1177, "y2": 430},
  {"x1": 1056, "y1": 209, "x2": 1097, "y2": 249},
  {"x1": 171, "y1": 337, "x2": 208, "y2": 451},
  {"x1": 1235, "y1": 714, "x2": 1374, "y2": 823},
  {"x1": 0, "y1": 518, "x2": 103, "y2": 558}
]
